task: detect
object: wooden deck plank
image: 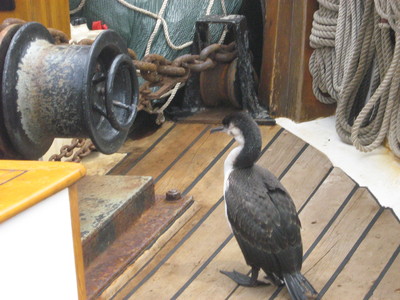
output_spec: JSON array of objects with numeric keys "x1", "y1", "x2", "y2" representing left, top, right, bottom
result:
[
  {"x1": 323, "y1": 209, "x2": 400, "y2": 299},
  {"x1": 280, "y1": 146, "x2": 332, "y2": 208},
  {"x1": 228, "y1": 168, "x2": 357, "y2": 299},
  {"x1": 370, "y1": 247, "x2": 400, "y2": 300},
  {"x1": 103, "y1": 125, "x2": 282, "y2": 299},
  {"x1": 124, "y1": 123, "x2": 208, "y2": 178},
  {"x1": 108, "y1": 122, "x2": 175, "y2": 175},
  {"x1": 129, "y1": 202, "x2": 232, "y2": 299},
  {"x1": 257, "y1": 130, "x2": 306, "y2": 177},
  {"x1": 274, "y1": 188, "x2": 380, "y2": 299},
  {"x1": 153, "y1": 127, "x2": 233, "y2": 195},
  {"x1": 118, "y1": 122, "x2": 175, "y2": 154}
]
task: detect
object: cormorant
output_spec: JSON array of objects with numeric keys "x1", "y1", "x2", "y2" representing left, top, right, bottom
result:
[{"x1": 211, "y1": 111, "x2": 317, "y2": 300}]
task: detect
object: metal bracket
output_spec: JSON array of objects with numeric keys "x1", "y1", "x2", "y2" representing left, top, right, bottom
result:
[{"x1": 179, "y1": 14, "x2": 275, "y2": 124}]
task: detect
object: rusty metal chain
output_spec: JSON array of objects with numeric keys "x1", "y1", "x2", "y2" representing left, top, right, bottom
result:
[
  {"x1": 136, "y1": 42, "x2": 237, "y2": 107},
  {"x1": 49, "y1": 138, "x2": 95, "y2": 162}
]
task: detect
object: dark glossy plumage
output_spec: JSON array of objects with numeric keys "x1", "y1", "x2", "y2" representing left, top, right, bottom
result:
[
  {"x1": 213, "y1": 111, "x2": 317, "y2": 300},
  {"x1": 226, "y1": 165, "x2": 303, "y2": 279}
]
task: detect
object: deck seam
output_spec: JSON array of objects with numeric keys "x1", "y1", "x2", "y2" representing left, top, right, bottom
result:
[
  {"x1": 170, "y1": 233, "x2": 234, "y2": 300},
  {"x1": 182, "y1": 139, "x2": 235, "y2": 196},
  {"x1": 121, "y1": 197, "x2": 225, "y2": 299},
  {"x1": 363, "y1": 244, "x2": 400, "y2": 299},
  {"x1": 153, "y1": 125, "x2": 211, "y2": 184},
  {"x1": 298, "y1": 166, "x2": 334, "y2": 214},
  {"x1": 114, "y1": 133, "x2": 236, "y2": 298},
  {"x1": 317, "y1": 207, "x2": 385, "y2": 299},
  {"x1": 107, "y1": 123, "x2": 177, "y2": 175},
  {"x1": 278, "y1": 143, "x2": 309, "y2": 180},
  {"x1": 302, "y1": 185, "x2": 359, "y2": 261}
]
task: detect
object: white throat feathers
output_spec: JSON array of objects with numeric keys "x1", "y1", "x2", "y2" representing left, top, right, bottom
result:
[{"x1": 224, "y1": 124, "x2": 245, "y2": 193}]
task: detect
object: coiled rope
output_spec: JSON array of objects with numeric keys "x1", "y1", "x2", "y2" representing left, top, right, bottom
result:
[{"x1": 309, "y1": 0, "x2": 400, "y2": 157}]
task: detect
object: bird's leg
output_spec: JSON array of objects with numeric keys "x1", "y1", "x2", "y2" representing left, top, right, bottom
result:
[
  {"x1": 265, "y1": 273, "x2": 284, "y2": 286},
  {"x1": 220, "y1": 267, "x2": 269, "y2": 287}
]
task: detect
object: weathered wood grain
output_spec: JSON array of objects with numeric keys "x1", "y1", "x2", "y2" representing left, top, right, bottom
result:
[
  {"x1": 323, "y1": 209, "x2": 400, "y2": 299},
  {"x1": 370, "y1": 248, "x2": 400, "y2": 300},
  {"x1": 124, "y1": 123, "x2": 208, "y2": 178}
]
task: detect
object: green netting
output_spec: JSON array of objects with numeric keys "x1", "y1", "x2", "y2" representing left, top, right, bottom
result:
[{"x1": 70, "y1": 0, "x2": 243, "y2": 60}]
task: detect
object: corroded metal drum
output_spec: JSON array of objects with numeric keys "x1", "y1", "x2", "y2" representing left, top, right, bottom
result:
[
  {"x1": 0, "y1": 22, "x2": 138, "y2": 159},
  {"x1": 199, "y1": 58, "x2": 241, "y2": 108}
]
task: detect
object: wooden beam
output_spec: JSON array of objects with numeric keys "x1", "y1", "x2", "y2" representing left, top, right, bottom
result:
[
  {"x1": 259, "y1": 0, "x2": 335, "y2": 121},
  {"x1": 0, "y1": 0, "x2": 70, "y2": 37}
]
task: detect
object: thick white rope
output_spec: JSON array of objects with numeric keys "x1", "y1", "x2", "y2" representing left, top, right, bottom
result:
[
  {"x1": 309, "y1": 0, "x2": 400, "y2": 157},
  {"x1": 145, "y1": 0, "x2": 169, "y2": 55}
]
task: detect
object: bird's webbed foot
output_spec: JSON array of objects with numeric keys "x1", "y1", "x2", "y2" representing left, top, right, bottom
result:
[{"x1": 220, "y1": 268, "x2": 269, "y2": 287}]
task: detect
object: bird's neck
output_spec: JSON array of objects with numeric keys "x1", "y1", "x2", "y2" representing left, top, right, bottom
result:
[{"x1": 225, "y1": 135, "x2": 261, "y2": 171}]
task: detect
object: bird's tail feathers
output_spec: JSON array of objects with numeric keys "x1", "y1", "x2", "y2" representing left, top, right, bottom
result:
[{"x1": 283, "y1": 272, "x2": 317, "y2": 300}]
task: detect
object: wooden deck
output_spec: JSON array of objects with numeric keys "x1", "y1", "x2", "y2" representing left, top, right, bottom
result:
[{"x1": 86, "y1": 120, "x2": 400, "y2": 300}]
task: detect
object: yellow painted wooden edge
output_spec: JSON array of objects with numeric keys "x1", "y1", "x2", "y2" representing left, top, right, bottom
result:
[{"x1": 0, "y1": 160, "x2": 86, "y2": 223}]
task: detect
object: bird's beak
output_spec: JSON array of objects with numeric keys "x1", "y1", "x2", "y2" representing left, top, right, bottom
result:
[{"x1": 210, "y1": 126, "x2": 225, "y2": 134}]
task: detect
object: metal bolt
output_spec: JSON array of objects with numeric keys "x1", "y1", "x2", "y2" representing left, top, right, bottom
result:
[{"x1": 166, "y1": 189, "x2": 181, "y2": 201}]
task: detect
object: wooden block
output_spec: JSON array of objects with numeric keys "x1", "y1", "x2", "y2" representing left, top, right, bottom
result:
[
  {"x1": 177, "y1": 237, "x2": 247, "y2": 300},
  {"x1": 85, "y1": 194, "x2": 194, "y2": 300},
  {"x1": 154, "y1": 125, "x2": 233, "y2": 195},
  {"x1": 117, "y1": 122, "x2": 175, "y2": 154},
  {"x1": 82, "y1": 152, "x2": 127, "y2": 176},
  {"x1": 0, "y1": 0, "x2": 70, "y2": 37},
  {"x1": 258, "y1": 0, "x2": 335, "y2": 121},
  {"x1": 78, "y1": 175, "x2": 154, "y2": 267},
  {"x1": 178, "y1": 107, "x2": 240, "y2": 124},
  {"x1": 109, "y1": 122, "x2": 175, "y2": 175}
]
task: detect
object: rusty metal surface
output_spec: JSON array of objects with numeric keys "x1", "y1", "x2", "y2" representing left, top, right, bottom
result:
[
  {"x1": 78, "y1": 175, "x2": 154, "y2": 268},
  {"x1": 84, "y1": 194, "x2": 194, "y2": 300},
  {"x1": 0, "y1": 22, "x2": 138, "y2": 159},
  {"x1": 0, "y1": 24, "x2": 21, "y2": 159},
  {"x1": 166, "y1": 189, "x2": 182, "y2": 201},
  {"x1": 200, "y1": 58, "x2": 241, "y2": 108},
  {"x1": 180, "y1": 15, "x2": 275, "y2": 124}
]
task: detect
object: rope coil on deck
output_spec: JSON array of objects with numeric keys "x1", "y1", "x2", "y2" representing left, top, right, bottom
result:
[{"x1": 309, "y1": 0, "x2": 400, "y2": 157}]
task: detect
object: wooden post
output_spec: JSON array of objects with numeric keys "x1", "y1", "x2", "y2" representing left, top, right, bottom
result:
[
  {"x1": 0, "y1": 0, "x2": 71, "y2": 37},
  {"x1": 259, "y1": 0, "x2": 335, "y2": 121}
]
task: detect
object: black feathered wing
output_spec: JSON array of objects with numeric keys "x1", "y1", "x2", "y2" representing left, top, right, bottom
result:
[{"x1": 224, "y1": 165, "x2": 303, "y2": 278}]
